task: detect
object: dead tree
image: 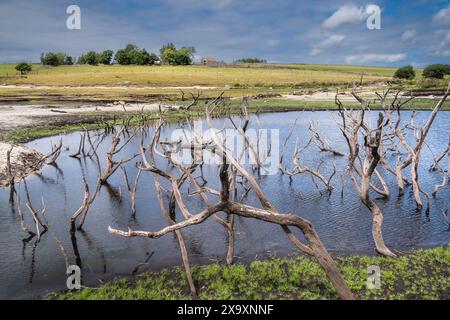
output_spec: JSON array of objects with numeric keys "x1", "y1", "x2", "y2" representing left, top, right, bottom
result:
[
  {"x1": 108, "y1": 102, "x2": 355, "y2": 300},
  {"x1": 21, "y1": 179, "x2": 48, "y2": 240},
  {"x1": 37, "y1": 139, "x2": 63, "y2": 167},
  {"x1": 394, "y1": 83, "x2": 450, "y2": 209},
  {"x1": 309, "y1": 122, "x2": 345, "y2": 156},
  {"x1": 430, "y1": 137, "x2": 450, "y2": 174},
  {"x1": 69, "y1": 176, "x2": 101, "y2": 231},
  {"x1": 337, "y1": 92, "x2": 396, "y2": 257},
  {"x1": 15, "y1": 183, "x2": 35, "y2": 236},
  {"x1": 6, "y1": 145, "x2": 16, "y2": 202},
  {"x1": 98, "y1": 129, "x2": 138, "y2": 184},
  {"x1": 121, "y1": 165, "x2": 142, "y2": 215},
  {"x1": 70, "y1": 132, "x2": 87, "y2": 159},
  {"x1": 281, "y1": 137, "x2": 336, "y2": 191}
]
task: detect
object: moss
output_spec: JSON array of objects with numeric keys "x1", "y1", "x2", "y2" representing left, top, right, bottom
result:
[{"x1": 50, "y1": 246, "x2": 449, "y2": 300}]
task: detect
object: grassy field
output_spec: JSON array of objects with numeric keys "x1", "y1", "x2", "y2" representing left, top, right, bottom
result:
[
  {"x1": 0, "y1": 64, "x2": 391, "y2": 87},
  {"x1": 52, "y1": 246, "x2": 449, "y2": 300},
  {"x1": 271, "y1": 63, "x2": 403, "y2": 76},
  {"x1": 1, "y1": 63, "x2": 447, "y2": 105}
]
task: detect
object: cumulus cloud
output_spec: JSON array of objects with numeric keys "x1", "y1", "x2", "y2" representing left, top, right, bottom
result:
[
  {"x1": 430, "y1": 30, "x2": 450, "y2": 57},
  {"x1": 310, "y1": 34, "x2": 345, "y2": 56},
  {"x1": 322, "y1": 5, "x2": 366, "y2": 29},
  {"x1": 345, "y1": 54, "x2": 407, "y2": 65},
  {"x1": 401, "y1": 29, "x2": 417, "y2": 43},
  {"x1": 267, "y1": 39, "x2": 280, "y2": 47},
  {"x1": 432, "y1": 4, "x2": 450, "y2": 24}
]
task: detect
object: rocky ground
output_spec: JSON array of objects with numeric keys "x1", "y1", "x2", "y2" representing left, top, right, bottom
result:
[{"x1": 0, "y1": 142, "x2": 43, "y2": 186}]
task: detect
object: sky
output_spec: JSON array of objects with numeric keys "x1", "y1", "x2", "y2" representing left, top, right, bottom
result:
[{"x1": 0, "y1": 0, "x2": 449, "y2": 66}]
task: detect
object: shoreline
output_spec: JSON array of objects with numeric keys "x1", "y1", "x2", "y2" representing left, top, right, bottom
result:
[{"x1": 50, "y1": 245, "x2": 449, "y2": 300}]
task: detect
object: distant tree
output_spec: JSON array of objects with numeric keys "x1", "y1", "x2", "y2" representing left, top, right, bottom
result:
[
  {"x1": 394, "y1": 65, "x2": 415, "y2": 80},
  {"x1": 84, "y1": 51, "x2": 100, "y2": 65},
  {"x1": 77, "y1": 55, "x2": 86, "y2": 64},
  {"x1": 148, "y1": 52, "x2": 160, "y2": 65},
  {"x1": 234, "y1": 58, "x2": 267, "y2": 64},
  {"x1": 160, "y1": 44, "x2": 195, "y2": 65},
  {"x1": 41, "y1": 53, "x2": 57, "y2": 66},
  {"x1": 115, "y1": 44, "x2": 139, "y2": 65},
  {"x1": 41, "y1": 52, "x2": 72, "y2": 66},
  {"x1": 114, "y1": 44, "x2": 158, "y2": 65},
  {"x1": 423, "y1": 64, "x2": 450, "y2": 79},
  {"x1": 161, "y1": 47, "x2": 177, "y2": 65},
  {"x1": 174, "y1": 47, "x2": 195, "y2": 65},
  {"x1": 160, "y1": 43, "x2": 176, "y2": 57},
  {"x1": 114, "y1": 49, "x2": 131, "y2": 65},
  {"x1": 64, "y1": 55, "x2": 74, "y2": 65},
  {"x1": 131, "y1": 49, "x2": 150, "y2": 65},
  {"x1": 56, "y1": 53, "x2": 66, "y2": 65},
  {"x1": 99, "y1": 50, "x2": 114, "y2": 65},
  {"x1": 15, "y1": 62, "x2": 32, "y2": 75}
]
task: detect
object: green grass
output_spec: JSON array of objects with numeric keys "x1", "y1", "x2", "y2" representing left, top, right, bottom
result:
[
  {"x1": 271, "y1": 63, "x2": 401, "y2": 77},
  {"x1": 0, "y1": 64, "x2": 389, "y2": 87},
  {"x1": 51, "y1": 246, "x2": 449, "y2": 300},
  {"x1": 1, "y1": 64, "x2": 447, "y2": 105}
]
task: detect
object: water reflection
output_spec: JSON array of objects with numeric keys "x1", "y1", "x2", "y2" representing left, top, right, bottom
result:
[{"x1": 0, "y1": 110, "x2": 448, "y2": 299}]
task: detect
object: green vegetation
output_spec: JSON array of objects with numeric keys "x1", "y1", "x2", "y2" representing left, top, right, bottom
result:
[
  {"x1": 159, "y1": 43, "x2": 195, "y2": 65},
  {"x1": 0, "y1": 64, "x2": 389, "y2": 87},
  {"x1": 394, "y1": 65, "x2": 416, "y2": 80},
  {"x1": 40, "y1": 52, "x2": 74, "y2": 66},
  {"x1": 114, "y1": 44, "x2": 159, "y2": 66},
  {"x1": 14, "y1": 62, "x2": 32, "y2": 75},
  {"x1": 51, "y1": 246, "x2": 449, "y2": 300},
  {"x1": 423, "y1": 64, "x2": 450, "y2": 79},
  {"x1": 271, "y1": 63, "x2": 400, "y2": 77},
  {"x1": 77, "y1": 50, "x2": 115, "y2": 66},
  {"x1": 234, "y1": 58, "x2": 267, "y2": 64}
]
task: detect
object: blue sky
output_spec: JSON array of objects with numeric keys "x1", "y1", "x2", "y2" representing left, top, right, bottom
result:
[{"x1": 0, "y1": 0, "x2": 449, "y2": 66}]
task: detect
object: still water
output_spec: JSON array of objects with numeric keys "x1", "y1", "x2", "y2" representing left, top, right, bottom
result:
[{"x1": 0, "y1": 111, "x2": 448, "y2": 299}]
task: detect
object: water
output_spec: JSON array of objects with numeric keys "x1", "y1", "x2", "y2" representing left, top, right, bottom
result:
[{"x1": 0, "y1": 110, "x2": 449, "y2": 299}]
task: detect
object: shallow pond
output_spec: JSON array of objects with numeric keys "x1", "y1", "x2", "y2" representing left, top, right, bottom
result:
[{"x1": 0, "y1": 110, "x2": 449, "y2": 299}]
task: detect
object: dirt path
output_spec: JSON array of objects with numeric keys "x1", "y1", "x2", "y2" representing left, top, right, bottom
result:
[
  {"x1": 282, "y1": 86, "x2": 445, "y2": 102},
  {"x1": 0, "y1": 102, "x2": 181, "y2": 134}
]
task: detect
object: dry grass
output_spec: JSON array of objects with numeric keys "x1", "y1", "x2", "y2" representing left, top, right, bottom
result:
[{"x1": 0, "y1": 64, "x2": 389, "y2": 87}]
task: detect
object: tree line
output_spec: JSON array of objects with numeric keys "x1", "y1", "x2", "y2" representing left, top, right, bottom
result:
[
  {"x1": 38, "y1": 43, "x2": 195, "y2": 67},
  {"x1": 394, "y1": 64, "x2": 450, "y2": 80}
]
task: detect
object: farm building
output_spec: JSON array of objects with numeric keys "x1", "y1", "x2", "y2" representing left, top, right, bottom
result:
[{"x1": 201, "y1": 57, "x2": 226, "y2": 67}]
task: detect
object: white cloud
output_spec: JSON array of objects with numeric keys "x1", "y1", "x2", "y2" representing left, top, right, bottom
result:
[
  {"x1": 322, "y1": 5, "x2": 366, "y2": 29},
  {"x1": 267, "y1": 39, "x2": 280, "y2": 47},
  {"x1": 431, "y1": 50, "x2": 450, "y2": 57},
  {"x1": 433, "y1": 4, "x2": 450, "y2": 24},
  {"x1": 310, "y1": 48, "x2": 323, "y2": 56},
  {"x1": 401, "y1": 29, "x2": 417, "y2": 43},
  {"x1": 165, "y1": 0, "x2": 233, "y2": 10},
  {"x1": 430, "y1": 30, "x2": 450, "y2": 57},
  {"x1": 310, "y1": 34, "x2": 345, "y2": 56},
  {"x1": 345, "y1": 54, "x2": 407, "y2": 65}
]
